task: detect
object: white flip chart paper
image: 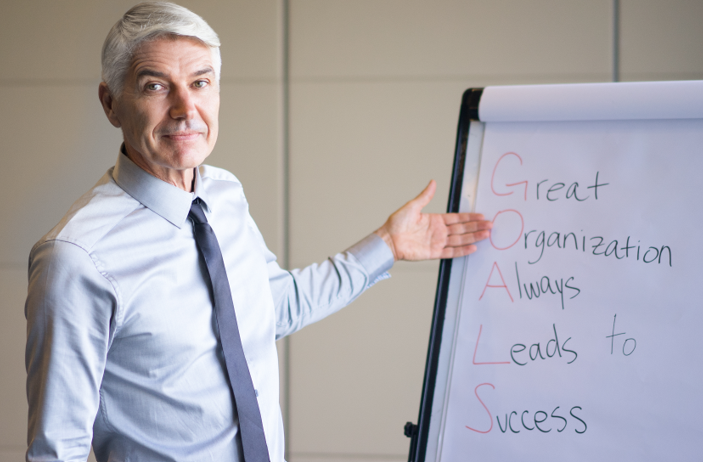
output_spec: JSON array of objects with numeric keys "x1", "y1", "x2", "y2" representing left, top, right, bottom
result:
[{"x1": 437, "y1": 117, "x2": 703, "y2": 461}]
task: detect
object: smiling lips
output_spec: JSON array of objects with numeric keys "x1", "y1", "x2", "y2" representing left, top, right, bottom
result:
[{"x1": 163, "y1": 131, "x2": 202, "y2": 141}]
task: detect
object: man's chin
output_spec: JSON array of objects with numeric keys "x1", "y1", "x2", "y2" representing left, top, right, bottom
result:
[{"x1": 164, "y1": 146, "x2": 212, "y2": 170}]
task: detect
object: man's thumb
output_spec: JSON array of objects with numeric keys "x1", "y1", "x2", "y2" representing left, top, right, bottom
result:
[{"x1": 411, "y1": 180, "x2": 436, "y2": 209}]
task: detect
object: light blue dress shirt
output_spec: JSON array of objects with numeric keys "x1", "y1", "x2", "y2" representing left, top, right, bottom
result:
[{"x1": 25, "y1": 152, "x2": 394, "y2": 462}]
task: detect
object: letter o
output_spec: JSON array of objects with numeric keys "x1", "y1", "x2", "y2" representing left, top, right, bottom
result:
[
  {"x1": 489, "y1": 209, "x2": 525, "y2": 250},
  {"x1": 623, "y1": 338, "x2": 637, "y2": 356},
  {"x1": 643, "y1": 247, "x2": 659, "y2": 264}
]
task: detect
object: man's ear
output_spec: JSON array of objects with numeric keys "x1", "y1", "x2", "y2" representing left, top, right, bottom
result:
[{"x1": 99, "y1": 82, "x2": 122, "y2": 128}]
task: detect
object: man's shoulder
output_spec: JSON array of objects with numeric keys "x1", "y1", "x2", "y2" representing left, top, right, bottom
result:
[{"x1": 33, "y1": 169, "x2": 141, "y2": 255}]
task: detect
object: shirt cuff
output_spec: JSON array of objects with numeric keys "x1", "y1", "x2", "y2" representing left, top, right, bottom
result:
[{"x1": 345, "y1": 233, "x2": 395, "y2": 287}]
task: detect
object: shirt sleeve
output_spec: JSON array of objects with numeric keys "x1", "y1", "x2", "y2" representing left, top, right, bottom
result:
[
  {"x1": 269, "y1": 233, "x2": 395, "y2": 339},
  {"x1": 25, "y1": 240, "x2": 118, "y2": 461}
]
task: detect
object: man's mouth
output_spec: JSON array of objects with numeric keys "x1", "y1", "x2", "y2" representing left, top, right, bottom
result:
[{"x1": 163, "y1": 131, "x2": 201, "y2": 141}]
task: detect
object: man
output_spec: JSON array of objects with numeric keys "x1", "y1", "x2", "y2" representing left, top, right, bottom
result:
[{"x1": 25, "y1": 3, "x2": 492, "y2": 461}]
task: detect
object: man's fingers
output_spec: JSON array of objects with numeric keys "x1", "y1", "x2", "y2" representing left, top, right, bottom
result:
[
  {"x1": 439, "y1": 244, "x2": 478, "y2": 259},
  {"x1": 443, "y1": 213, "x2": 489, "y2": 225},
  {"x1": 445, "y1": 230, "x2": 491, "y2": 247},
  {"x1": 447, "y1": 220, "x2": 493, "y2": 235}
]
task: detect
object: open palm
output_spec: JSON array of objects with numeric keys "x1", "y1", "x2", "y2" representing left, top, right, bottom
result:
[{"x1": 374, "y1": 180, "x2": 492, "y2": 261}]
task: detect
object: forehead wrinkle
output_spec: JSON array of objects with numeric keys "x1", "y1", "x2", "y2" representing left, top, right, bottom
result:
[
  {"x1": 130, "y1": 49, "x2": 214, "y2": 83},
  {"x1": 131, "y1": 35, "x2": 214, "y2": 74}
]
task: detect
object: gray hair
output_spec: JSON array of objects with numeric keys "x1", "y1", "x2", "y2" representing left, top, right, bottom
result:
[{"x1": 101, "y1": 2, "x2": 221, "y2": 96}]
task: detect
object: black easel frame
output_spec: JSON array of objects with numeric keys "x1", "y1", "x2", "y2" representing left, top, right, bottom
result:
[{"x1": 405, "y1": 88, "x2": 483, "y2": 462}]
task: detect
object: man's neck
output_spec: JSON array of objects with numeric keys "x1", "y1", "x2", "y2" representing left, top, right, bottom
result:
[{"x1": 122, "y1": 145, "x2": 195, "y2": 192}]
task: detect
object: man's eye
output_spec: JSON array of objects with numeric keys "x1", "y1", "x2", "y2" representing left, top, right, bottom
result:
[
  {"x1": 145, "y1": 83, "x2": 163, "y2": 91},
  {"x1": 194, "y1": 80, "x2": 208, "y2": 89}
]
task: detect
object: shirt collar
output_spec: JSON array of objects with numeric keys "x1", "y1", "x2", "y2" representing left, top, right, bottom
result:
[{"x1": 112, "y1": 148, "x2": 211, "y2": 228}]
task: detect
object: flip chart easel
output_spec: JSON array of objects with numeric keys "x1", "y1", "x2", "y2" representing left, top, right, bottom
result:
[{"x1": 407, "y1": 81, "x2": 703, "y2": 462}]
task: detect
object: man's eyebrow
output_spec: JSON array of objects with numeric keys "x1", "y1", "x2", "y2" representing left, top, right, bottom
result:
[
  {"x1": 192, "y1": 67, "x2": 215, "y2": 77},
  {"x1": 134, "y1": 66, "x2": 214, "y2": 80},
  {"x1": 136, "y1": 69, "x2": 167, "y2": 79}
]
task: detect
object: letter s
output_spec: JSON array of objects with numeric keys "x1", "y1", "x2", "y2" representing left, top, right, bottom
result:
[
  {"x1": 465, "y1": 383, "x2": 495, "y2": 434},
  {"x1": 570, "y1": 406, "x2": 587, "y2": 434}
]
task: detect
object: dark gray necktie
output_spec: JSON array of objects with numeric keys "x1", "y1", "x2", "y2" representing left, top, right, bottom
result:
[{"x1": 189, "y1": 199, "x2": 271, "y2": 462}]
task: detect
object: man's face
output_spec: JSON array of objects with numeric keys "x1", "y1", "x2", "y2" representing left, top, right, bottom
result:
[{"x1": 105, "y1": 36, "x2": 219, "y2": 184}]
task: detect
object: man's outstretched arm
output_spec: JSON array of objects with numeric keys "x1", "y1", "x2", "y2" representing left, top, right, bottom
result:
[{"x1": 270, "y1": 180, "x2": 492, "y2": 338}]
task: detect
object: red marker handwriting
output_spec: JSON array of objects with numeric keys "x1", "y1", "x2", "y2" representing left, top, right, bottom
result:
[
  {"x1": 489, "y1": 209, "x2": 524, "y2": 251},
  {"x1": 491, "y1": 152, "x2": 528, "y2": 200},
  {"x1": 465, "y1": 383, "x2": 495, "y2": 434},
  {"x1": 473, "y1": 324, "x2": 510, "y2": 365},
  {"x1": 479, "y1": 262, "x2": 514, "y2": 302}
]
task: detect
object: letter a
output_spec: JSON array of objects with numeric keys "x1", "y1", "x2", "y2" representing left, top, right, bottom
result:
[{"x1": 479, "y1": 262, "x2": 514, "y2": 302}]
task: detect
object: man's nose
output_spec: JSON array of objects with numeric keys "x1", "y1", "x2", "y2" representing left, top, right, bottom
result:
[{"x1": 169, "y1": 86, "x2": 196, "y2": 120}]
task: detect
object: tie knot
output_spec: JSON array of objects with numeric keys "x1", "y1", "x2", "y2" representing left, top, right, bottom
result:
[{"x1": 189, "y1": 199, "x2": 208, "y2": 224}]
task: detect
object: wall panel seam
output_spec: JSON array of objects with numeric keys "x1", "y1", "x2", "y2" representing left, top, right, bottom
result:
[
  {"x1": 613, "y1": 0, "x2": 620, "y2": 82},
  {"x1": 281, "y1": 0, "x2": 292, "y2": 459}
]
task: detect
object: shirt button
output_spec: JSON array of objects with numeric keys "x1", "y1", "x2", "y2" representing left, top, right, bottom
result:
[{"x1": 255, "y1": 389, "x2": 259, "y2": 397}]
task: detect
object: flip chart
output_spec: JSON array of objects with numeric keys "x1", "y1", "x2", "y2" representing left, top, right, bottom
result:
[{"x1": 413, "y1": 81, "x2": 703, "y2": 462}]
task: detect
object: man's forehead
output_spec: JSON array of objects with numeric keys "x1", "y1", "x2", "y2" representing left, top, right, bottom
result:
[{"x1": 129, "y1": 35, "x2": 214, "y2": 78}]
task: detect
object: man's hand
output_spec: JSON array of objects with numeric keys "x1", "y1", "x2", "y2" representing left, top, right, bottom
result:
[{"x1": 374, "y1": 180, "x2": 492, "y2": 261}]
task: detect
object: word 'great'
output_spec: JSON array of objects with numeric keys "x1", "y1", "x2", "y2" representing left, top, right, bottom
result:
[{"x1": 491, "y1": 151, "x2": 609, "y2": 202}]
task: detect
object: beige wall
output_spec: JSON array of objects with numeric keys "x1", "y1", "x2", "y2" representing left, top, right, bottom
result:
[{"x1": 1, "y1": 1, "x2": 701, "y2": 461}]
